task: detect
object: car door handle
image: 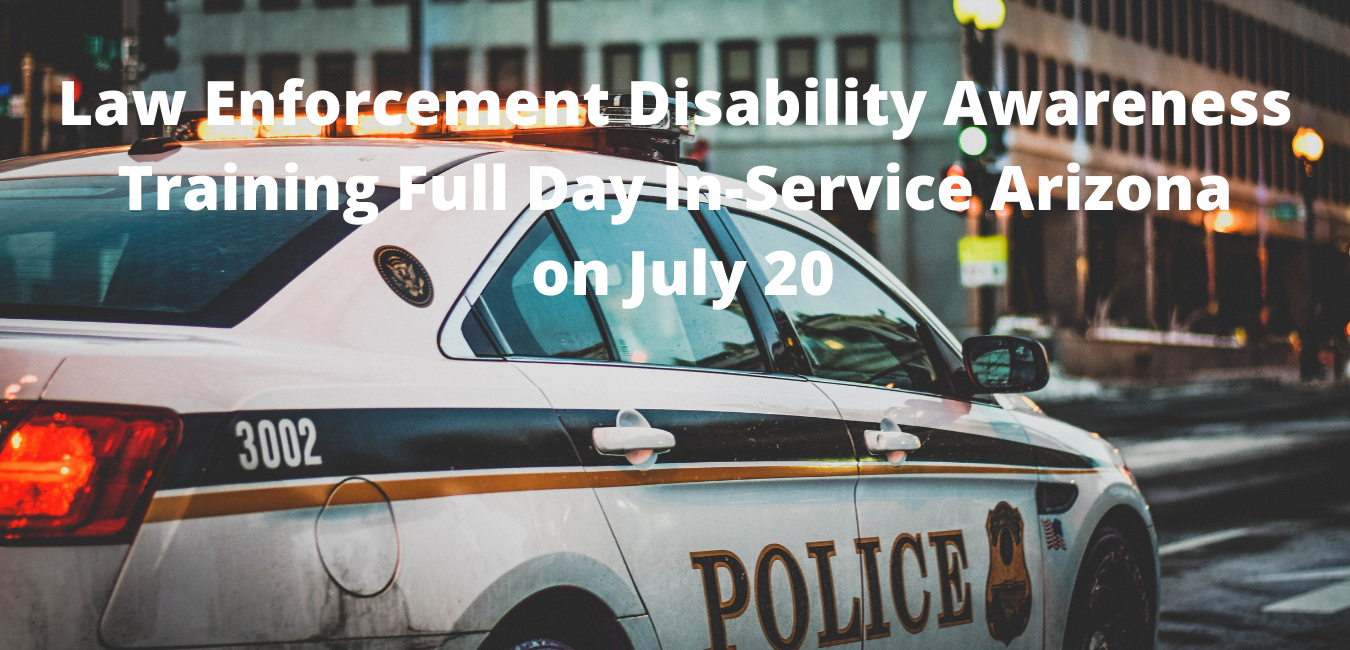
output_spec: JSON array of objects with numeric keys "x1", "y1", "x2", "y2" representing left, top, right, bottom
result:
[
  {"x1": 864, "y1": 423, "x2": 922, "y2": 466},
  {"x1": 593, "y1": 408, "x2": 674, "y2": 469}
]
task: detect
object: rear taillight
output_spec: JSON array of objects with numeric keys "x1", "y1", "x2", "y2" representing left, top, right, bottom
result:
[{"x1": 0, "y1": 401, "x2": 180, "y2": 541}]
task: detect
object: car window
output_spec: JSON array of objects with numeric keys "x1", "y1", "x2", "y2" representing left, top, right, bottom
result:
[
  {"x1": 553, "y1": 200, "x2": 765, "y2": 372},
  {"x1": 464, "y1": 217, "x2": 610, "y2": 360},
  {"x1": 729, "y1": 212, "x2": 941, "y2": 393},
  {"x1": 0, "y1": 175, "x2": 392, "y2": 327}
]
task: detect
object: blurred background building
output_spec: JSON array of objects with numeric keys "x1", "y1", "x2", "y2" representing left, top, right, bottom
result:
[{"x1": 2, "y1": 0, "x2": 1347, "y2": 380}]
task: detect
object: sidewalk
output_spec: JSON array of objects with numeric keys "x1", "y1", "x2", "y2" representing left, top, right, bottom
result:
[{"x1": 1035, "y1": 369, "x2": 1350, "y2": 510}]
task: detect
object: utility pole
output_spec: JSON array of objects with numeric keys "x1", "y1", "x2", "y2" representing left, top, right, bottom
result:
[
  {"x1": 122, "y1": 0, "x2": 141, "y2": 143},
  {"x1": 19, "y1": 51, "x2": 32, "y2": 156},
  {"x1": 1292, "y1": 127, "x2": 1325, "y2": 381},
  {"x1": 411, "y1": 0, "x2": 430, "y2": 91},
  {"x1": 535, "y1": 0, "x2": 550, "y2": 94}
]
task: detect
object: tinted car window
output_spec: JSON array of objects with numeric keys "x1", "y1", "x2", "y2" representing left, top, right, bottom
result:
[
  {"x1": 554, "y1": 200, "x2": 764, "y2": 371},
  {"x1": 0, "y1": 176, "x2": 388, "y2": 326},
  {"x1": 465, "y1": 217, "x2": 610, "y2": 360},
  {"x1": 730, "y1": 212, "x2": 940, "y2": 392}
]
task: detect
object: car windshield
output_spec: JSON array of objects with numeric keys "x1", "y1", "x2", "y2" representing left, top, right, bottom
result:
[{"x1": 0, "y1": 175, "x2": 395, "y2": 326}]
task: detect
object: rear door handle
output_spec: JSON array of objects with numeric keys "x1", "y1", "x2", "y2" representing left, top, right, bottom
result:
[
  {"x1": 593, "y1": 408, "x2": 673, "y2": 469},
  {"x1": 864, "y1": 418, "x2": 922, "y2": 466}
]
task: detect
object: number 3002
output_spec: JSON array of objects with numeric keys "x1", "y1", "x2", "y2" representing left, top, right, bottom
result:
[{"x1": 236, "y1": 418, "x2": 323, "y2": 470}]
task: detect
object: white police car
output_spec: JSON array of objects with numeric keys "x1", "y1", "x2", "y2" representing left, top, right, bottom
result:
[{"x1": 0, "y1": 105, "x2": 1156, "y2": 650}]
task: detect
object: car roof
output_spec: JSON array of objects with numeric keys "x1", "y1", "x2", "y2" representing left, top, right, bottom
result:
[{"x1": 0, "y1": 139, "x2": 509, "y2": 184}]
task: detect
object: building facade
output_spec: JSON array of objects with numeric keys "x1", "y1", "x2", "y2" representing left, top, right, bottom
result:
[{"x1": 152, "y1": 0, "x2": 1350, "y2": 374}]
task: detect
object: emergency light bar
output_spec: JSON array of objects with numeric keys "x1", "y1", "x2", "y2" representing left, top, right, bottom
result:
[{"x1": 168, "y1": 95, "x2": 695, "y2": 162}]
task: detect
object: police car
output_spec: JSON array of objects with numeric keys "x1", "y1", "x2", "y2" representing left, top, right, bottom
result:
[{"x1": 0, "y1": 101, "x2": 1156, "y2": 650}]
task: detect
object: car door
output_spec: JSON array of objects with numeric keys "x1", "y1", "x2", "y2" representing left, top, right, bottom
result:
[
  {"x1": 450, "y1": 191, "x2": 866, "y2": 650},
  {"x1": 725, "y1": 210, "x2": 1045, "y2": 650}
]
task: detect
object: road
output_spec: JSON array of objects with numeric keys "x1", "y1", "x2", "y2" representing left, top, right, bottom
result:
[{"x1": 1041, "y1": 379, "x2": 1350, "y2": 649}]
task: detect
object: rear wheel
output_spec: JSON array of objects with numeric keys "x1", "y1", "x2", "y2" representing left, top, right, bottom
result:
[{"x1": 1062, "y1": 526, "x2": 1153, "y2": 650}]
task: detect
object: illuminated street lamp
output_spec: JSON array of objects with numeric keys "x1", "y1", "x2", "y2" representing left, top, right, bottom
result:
[
  {"x1": 1293, "y1": 127, "x2": 1324, "y2": 380},
  {"x1": 954, "y1": 0, "x2": 1007, "y2": 30}
]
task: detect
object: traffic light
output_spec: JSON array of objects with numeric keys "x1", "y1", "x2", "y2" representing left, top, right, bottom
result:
[{"x1": 140, "y1": 1, "x2": 180, "y2": 73}]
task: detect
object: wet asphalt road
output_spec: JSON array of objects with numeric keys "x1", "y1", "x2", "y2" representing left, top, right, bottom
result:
[
  {"x1": 1150, "y1": 472, "x2": 1350, "y2": 649},
  {"x1": 1042, "y1": 380, "x2": 1350, "y2": 649}
]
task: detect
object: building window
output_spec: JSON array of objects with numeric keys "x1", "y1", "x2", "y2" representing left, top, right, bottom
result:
[
  {"x1": 1063, "y1": 63, "x2": 1078, "y2": 140},
  {"x1": 1081, "y1": 0, "x2": 1094, "y2": 25},
  {"x1": 1202, "y1": 1, "x2": 1215, "y2": 67},
  {"x1": 1256, "y1": 22, "x2": 1268, "y2": 85},
  {"x1": 1235, "y1": 124, "x2": 1248, "y2": 181},
  {"x1": 1180, "y1": 118, "x2": 1191, "y2": 166},
  {"x1": 1082, "y1": 70, "x2": 1095, "y2": 144},
  {"x1": 1115, "y1": 0, "x2": 1127, "y2": 37},
  {"x1": 316, "y1": 0, "x2": 355, "y2": 7},
  {"x1": 1044, "y1": 60, "x2": 1059, "y2": 137},
  {"x1": 203, "y1": 0, "x2": 243, "y2": 13},
  {"x1": 317, "y1": 53, "x2": 354, "y2": 96},
  {"x1": 1216, "y1": 5, "x2": 1230, "y2": 73},
  {"x1": 837, "y1": 36, "x2": 876, "y2": 90},
  {"x1": 1207, "y1": 124, "x2": 1219, "y2": 173},
  {"x1": 1098, "y1": 74, "x2": 1113, "y2": 147},
  {"x1": 488, "y1": 48, "x2": 527, "y2": 95},
  {"x1": 1130, "y1": 0, "x2": 1144, "y2": 43},
  {"x1": 1133, "y1": 84, "x2": 1147, "y2": 157},
  {"x1": 1023, "y1": 52, "x2": 1039, "y2": 131},
  {"x1": 1165, "y1": 121, "x2": 1177, "y2": 163},
  {"x1": 719, "y1": 40, "x2": 757, "y2": 96},
  {"x1": 432, "y1": 49, "x2": 468, "y2": 96},
  {"x1": 260, "y1": 0, "x2": 299, "y2": 10},
  {"x1": 1061, "y1": 0, "x2": 1074, "y2": 19},
  {"x1": 259, "y1": 54, "x2": 299, "y2": 97},
  {"x1": 1176, "y1": 0, "x2": 1189, "y2": 57},
  {"x1": 375, "y1": 52, "x2": 416, "y2": 95},
  {"x1": 372, "y1": 0, "x2": 409, "y2": 5},
  {"x1": 1117, "y1": 80, "x2": 1131, "y2": 153},
  {"x1": 1003, "y1": 45, "x2": 1020, "y2": 92},
  {"x1": 603, "y1": 44, "x2": 641, "y2": 94},
  {"x1": 1146, "y1": 0, "x2": 1159, "y2": 47},
  {"x1": 204, "y1": 55, "x2": 244, "y2": 98},
  {"x1": 1190, "y1": 0, "x2": 1204, "y2": 64},
  {"x1": 1151, "y1": 120, "x2": 1162, "y2": 160},
  {"x1": 1097, "y1": 0, "x2": 1111, "y2": 31},
  {"x1": 778, "y1": 38, "x2": 816, "y2": 106},
  {"x1": 1041, "y1": 0, "x2": 1055, "y2": 13},
  {"x1": 546, "y1": 47, "x2": 583, "y2": 93},
  {"x1": 662, "y1": 43, "x2": 700, "y2": 91},
  {"x1": 1161, "y1": 0, "x2": 1174, "y2": 53}
]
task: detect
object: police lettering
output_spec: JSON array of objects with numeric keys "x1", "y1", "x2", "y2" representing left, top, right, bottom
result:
[{"x1": 692, "y1": 530, "x2": 973, "y2": 650}]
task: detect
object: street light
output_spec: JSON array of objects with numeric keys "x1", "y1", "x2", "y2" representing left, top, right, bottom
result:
[
  {"x1": 954, "y1": 0, "x2": 1006, "y2": 30},
  {"x1": 1293, "y1": 127, "x2": 1324, "y2": 380}
]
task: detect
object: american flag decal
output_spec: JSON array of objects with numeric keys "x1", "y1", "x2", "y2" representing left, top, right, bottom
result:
[{"x1": 1042, "y1": 518, "x2": 1067, "y2": 550}]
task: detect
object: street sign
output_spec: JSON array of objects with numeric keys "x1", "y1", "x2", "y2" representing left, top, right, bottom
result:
[
  {"x1": 959, "y1": 234, "x2": 1007, "y2": 287},
  {"x1": 1272, "y1": 202, "x2": 1299, "y2": 221}
]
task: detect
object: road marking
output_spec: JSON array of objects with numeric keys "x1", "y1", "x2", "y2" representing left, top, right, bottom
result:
[
  {"x1": 1263, "y1": 580, "x2": 1350, "y2": 614},
  {"x1": 1250, "y1": 566, "x2": 1350, "y2": 583},
  {"x1": 1158, "y1": 527, "x2": 1255, "y2": 556}
]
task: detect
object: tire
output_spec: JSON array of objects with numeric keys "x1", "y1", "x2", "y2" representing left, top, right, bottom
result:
[
  {"x1": 1062, "y1": 525, "x2": 1154, "y2": 650},
  {"x1": 507, "y1": 640, "x2": 577, "y2": 650}
]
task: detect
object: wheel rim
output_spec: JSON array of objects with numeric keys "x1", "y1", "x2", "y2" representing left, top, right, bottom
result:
[{"x1": 1080, "y1": 544, "x2": 1150, "y2": 649}]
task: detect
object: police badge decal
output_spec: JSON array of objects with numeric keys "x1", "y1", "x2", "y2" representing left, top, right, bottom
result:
[
  {"x1": 375, "y1": 246, "x2": 434, "y2": 307},
  {"x1": 985, "y1": 501, "x2": 1031, "y2": 645}
]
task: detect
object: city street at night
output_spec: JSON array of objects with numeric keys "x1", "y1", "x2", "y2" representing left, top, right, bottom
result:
[
  {"x1": 3, "y1": 0, "x2": 1350, "y2": 648},
  {"x1": 1045, "y1": 377, "x2": 1350, "y2": 649}
]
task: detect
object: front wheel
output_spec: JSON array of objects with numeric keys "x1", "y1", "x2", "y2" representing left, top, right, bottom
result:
[{"x1": 1062, "y1": 526, "x2": 1154, "y2": 650}]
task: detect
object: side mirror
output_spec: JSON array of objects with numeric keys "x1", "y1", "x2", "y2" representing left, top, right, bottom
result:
[{"x1": 962, "y1": 335, "x2": 1050, "y2": 394}]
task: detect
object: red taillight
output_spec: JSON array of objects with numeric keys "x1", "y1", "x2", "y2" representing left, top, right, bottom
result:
[{"x1": 0, "y1": 401, "x2": 180, "y2": 541}]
